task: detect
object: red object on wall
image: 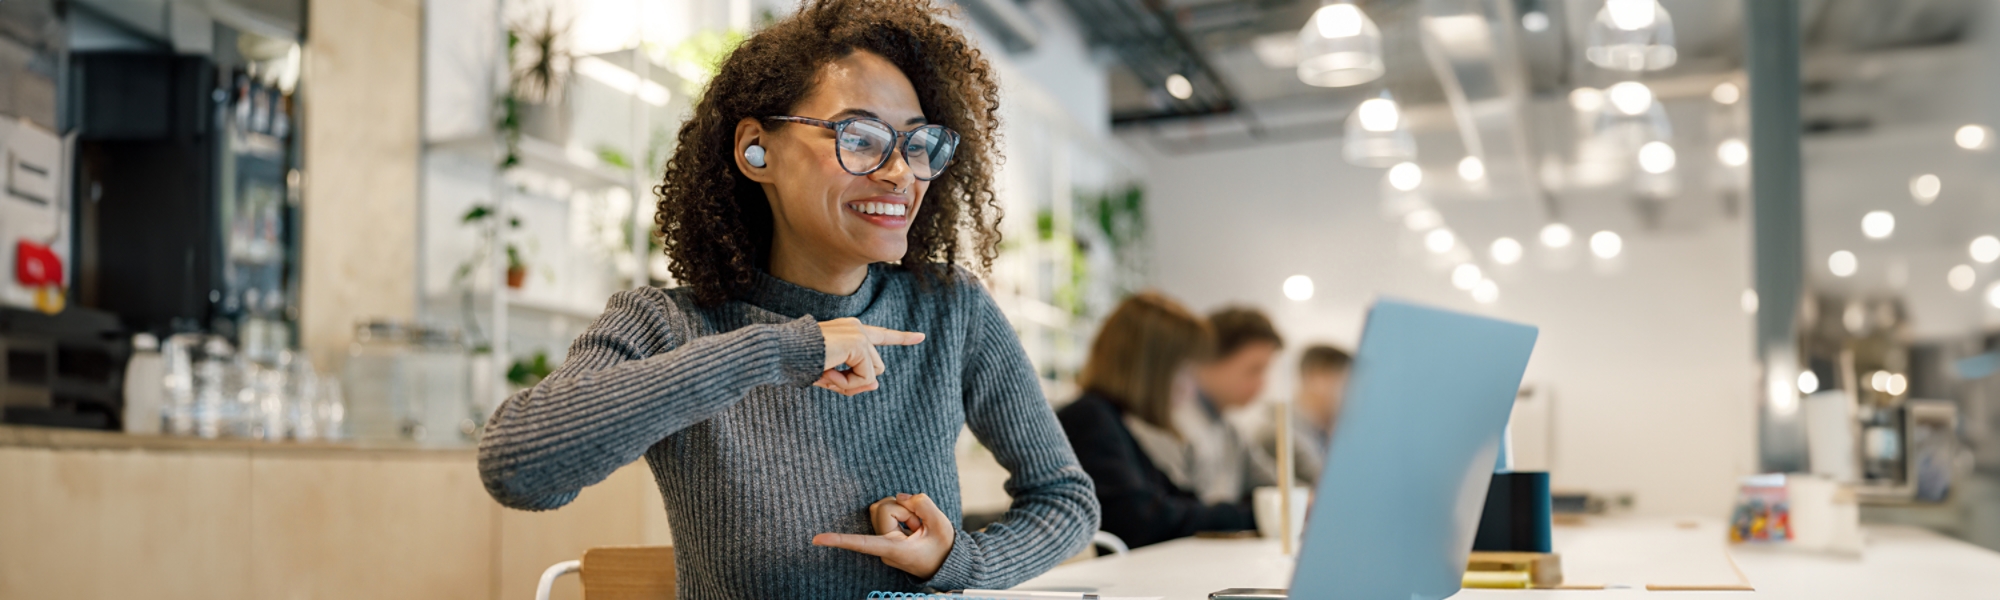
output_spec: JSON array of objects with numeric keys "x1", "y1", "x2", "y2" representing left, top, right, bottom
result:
[{"x1": 14, "y1": 240, "x2": 62, "y2": 287}]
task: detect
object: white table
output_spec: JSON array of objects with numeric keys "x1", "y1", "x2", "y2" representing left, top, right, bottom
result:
[{"x1": 1015, "y1": 518, "x2": 2000, "y2": 599}]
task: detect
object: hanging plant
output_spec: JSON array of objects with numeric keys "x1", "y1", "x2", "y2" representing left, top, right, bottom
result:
[
  {"x1": 510, "y1": 8, "x2": 571, "y2": 105},
  {"x1": 497, "y1": 93, "x2": 522, "y2": 169},
  {"x1": 1081, "y1": 185, "x2": 1149, "y2": 284},
  {"x1": 497, "y1": 7, "x2": 572, "y2": 170}
]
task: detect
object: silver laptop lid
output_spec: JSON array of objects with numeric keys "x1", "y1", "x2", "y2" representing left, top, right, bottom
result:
[{"x1": 1288, "y1": 298, "x2": 1538, "y2": 600}]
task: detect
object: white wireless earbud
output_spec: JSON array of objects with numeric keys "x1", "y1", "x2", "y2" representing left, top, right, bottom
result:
[{"x1": 744, "y1": 144, "x2": 767, "y2": 168}]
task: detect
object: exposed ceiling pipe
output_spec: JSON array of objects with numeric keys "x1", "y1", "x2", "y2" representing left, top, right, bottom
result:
[
  {"x1": 1416, "y1": 0, "x2": 1546, "y2": 223},
  {"x1": 1059, "y1": 0, "x2": 1245, "y2": 126},
  {"x1": 1126, "y1": 0, "x2": 1256, "y2": 131}
]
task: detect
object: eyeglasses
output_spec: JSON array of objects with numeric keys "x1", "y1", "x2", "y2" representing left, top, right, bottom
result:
[{"x1": 764, "y1": 115, "x2": 960, "y2": 181}]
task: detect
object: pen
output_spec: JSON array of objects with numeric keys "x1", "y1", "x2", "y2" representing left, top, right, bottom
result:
[{"x1": 955, "y1": 590, "x2": 1100, "y2": 600}]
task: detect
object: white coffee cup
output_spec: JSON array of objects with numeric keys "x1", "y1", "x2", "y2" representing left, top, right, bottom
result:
[{"x1": 1254, "y1": 485, "x2": 1311, "y2": 545}]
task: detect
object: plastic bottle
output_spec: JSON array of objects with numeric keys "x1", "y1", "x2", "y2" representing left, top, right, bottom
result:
[{"x1": 121, "y1": 333, "x2": 165, "y2": 435}]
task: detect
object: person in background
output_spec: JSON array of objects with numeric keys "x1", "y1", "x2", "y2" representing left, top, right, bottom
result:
[
  {"x1": 1058, "y1": 292, "x2": 1257, "y2": 548},
  {"x1": 1264, "y1": 344, "x2": 1352, "y2": 484},
  {"x1": 476, "y1": 0, "x2": 1099, "y2": 596},
  {"x1": 1175, "y1": 307, "x2": 1285, "y2": 507}
]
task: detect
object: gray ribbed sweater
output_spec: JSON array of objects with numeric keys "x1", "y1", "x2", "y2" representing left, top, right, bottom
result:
[{"x1": 477, "y1": 264, "x2": 1099, "y2": 599}]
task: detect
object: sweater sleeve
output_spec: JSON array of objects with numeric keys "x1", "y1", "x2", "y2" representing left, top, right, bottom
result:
[
  {"x1": 1058, "y1": 398, "x2": 1257, "y2": 549},
  {"x1": 923, "y1": 283, "x2": 1101, "y2": 591},
  {"x1": 478, "y1": 289, "x2": 826, "y2": 511}
]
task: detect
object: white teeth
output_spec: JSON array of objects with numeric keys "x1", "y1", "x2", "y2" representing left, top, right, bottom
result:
[{"x1": 852, "y1": 202, "x2": 907, "y2": 216}]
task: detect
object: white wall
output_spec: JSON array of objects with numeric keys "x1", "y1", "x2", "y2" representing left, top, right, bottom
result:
[{"x1": 1142, "y1": 136, "x2": 1758, "y2": 518}]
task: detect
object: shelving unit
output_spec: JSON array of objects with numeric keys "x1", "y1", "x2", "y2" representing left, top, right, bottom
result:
[{"x1": 420, "y1": 0, "x2": 692, "y2": 411}]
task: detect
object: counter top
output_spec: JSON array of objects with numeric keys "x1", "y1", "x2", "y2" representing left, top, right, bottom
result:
[
  {"x1": 0, "y1": 425, "x2": 475, "y2": 458},
  {"x1": 1016, "y1": 517, "x2": 2000, "y2": 599}
]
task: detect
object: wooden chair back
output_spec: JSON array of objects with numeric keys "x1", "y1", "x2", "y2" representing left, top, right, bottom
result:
[{"x1": 580, "y1": 546, "x2": 676, "y2": 600}]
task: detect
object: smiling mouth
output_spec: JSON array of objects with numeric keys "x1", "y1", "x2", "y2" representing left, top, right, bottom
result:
[{"x1": 848, "y1": 201, "x2": 909, "y2": 217}]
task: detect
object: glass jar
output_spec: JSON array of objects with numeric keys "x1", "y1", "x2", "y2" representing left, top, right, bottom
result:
[
  {"x1": 343, "y1": 320, "x2": 413, "y2": 442},
  {"x1": 317, "y1": 378, "x2": 347, "y2": 441},
  {"x1": 282, "y1": 351, "x2": 321, "y2": 441},
  {"x1": 194, "y1": 336, "x2": 235, "y2": 439},
  {"x1": 408, "y1": 325, "x2": 472, "y2": 447},
  {"x1": 161, "y1": 333, "x2": 203, "y2": 436}
]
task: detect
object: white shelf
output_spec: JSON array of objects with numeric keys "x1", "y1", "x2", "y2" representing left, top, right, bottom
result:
[
  {"x1": 505, "y1": 290, "x2": 605, "y2": 321},
  {"x1": 426, "y1": 134, "x2": 633, "y2": 190}
]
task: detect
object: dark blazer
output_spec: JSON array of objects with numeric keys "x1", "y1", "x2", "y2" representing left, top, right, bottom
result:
[{"x1": 1056, "y1": 392, "x2": 1257, "y2": 549}]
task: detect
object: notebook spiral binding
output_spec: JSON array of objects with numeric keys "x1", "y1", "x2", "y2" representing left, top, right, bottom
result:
[{"x1": 865, "y1": 593, "x2": 998, "y2": 600}]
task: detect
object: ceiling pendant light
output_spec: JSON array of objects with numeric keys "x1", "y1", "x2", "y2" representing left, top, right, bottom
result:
[
  {"x1": 1579, "y1": 81, "x2": 1672, "y2": 188},
  {"x1": 1635, "y1": 139, "x2": 1679, "y2": 197},
  {"x1": 1343, "y1": 91, "x2": 1417, "y2": 167},
  {"x1": 1297, "y1": 1, "x2": 1384, "y2": 87},
  {"x1": 1587, "y1": 0, "x2": 1677, "y2": 72}
]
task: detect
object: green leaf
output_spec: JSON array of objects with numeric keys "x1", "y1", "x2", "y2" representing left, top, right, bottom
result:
[
  {"x1": 463, "y1": 205, "x2": 492, "y2": 223},
  {"x1": 595, "y1": 145, "x2": 632, "y2": 169},
  {"x1": 507, "y1": 351, "x2": 557, "y2": 386},
  {"x1": 666, "y1": 29, "x2": 748, "y2": 98}
]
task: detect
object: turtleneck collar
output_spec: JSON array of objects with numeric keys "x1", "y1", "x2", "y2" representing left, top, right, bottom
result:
[{"x1": 739, "y1": 263, "x2": 887, "y2": 320}]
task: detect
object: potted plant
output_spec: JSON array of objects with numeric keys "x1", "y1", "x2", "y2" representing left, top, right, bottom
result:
[
  {"x1": 508, "y1": 8, "x2": 571, "y2": 145},
  {"x1": 506, "y1": 350, "x2": 555, "y2": 388},
  {"x1": 456, "y1": 203, "x2": 532, "y2": 289},
  {"x1": 505, "y1": 245, "x2": 527, "y2": 289}
]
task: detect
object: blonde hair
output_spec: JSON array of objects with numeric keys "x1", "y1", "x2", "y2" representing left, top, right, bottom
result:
[{"x1": 1078, "y1": 291, "x2": 1214, "y2": 435}]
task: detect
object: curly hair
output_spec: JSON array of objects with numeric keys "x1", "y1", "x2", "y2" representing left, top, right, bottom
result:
[{"x1": 654, "y1": 0, "x2": 1004, "y2": 306}]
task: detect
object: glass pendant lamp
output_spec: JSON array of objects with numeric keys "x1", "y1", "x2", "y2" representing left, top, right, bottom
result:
[
  {"x1": 1586, "y1": 0, "x2": 1677, "y2": 72},
  {"x1": 1575, "y1": 81, "x2": 1672, "y2": 188},
  {"x1": 1634, "y1": 139, "x2": 1679, "y2": 197},
  {"x1": 1298, "y1": 1, "x2": 1384, "y2": 87},
  {"x1": 1596, "y1": 82, "x2": 1669, "y2": 149},
  {"x1": 1344, "y1": 91, "x2": 1417, "y2": 167}
]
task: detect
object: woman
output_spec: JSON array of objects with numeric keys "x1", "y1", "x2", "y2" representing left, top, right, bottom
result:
[
  {"x1": 477, "y1": 0, "x2": 1098, "y2": 596},
  {"x1": 1057, "y1": 292, "x2": 1257, "y2": 549}
]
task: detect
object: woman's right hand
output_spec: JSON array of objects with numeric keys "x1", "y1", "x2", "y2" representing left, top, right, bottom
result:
[{"x1": 816, "y1": 318, "x2": 926, "y2": 396}]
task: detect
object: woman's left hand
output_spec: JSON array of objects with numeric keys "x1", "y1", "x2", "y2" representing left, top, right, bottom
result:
[{"x1": 812, "y1": 492, "x2": 955, "y2": 579}]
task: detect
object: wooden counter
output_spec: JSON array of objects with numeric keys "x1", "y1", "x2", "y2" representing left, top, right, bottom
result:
[
  {"x1": 0, "y1": 424, "x2": 1022, "y2": 600},
  {"x1": 0, "y1": 423, "x2": 474, "y2": 456},
  {"x1": 0, "y1": 425, "x2": 669, "y2": 600}
]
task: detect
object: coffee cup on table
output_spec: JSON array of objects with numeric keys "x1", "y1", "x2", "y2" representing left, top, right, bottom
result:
[{"x1": 1253, "y1": 486, "x2": 1311, "y2": 545}]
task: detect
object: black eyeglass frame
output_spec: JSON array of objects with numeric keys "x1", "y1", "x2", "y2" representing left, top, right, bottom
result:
[{"x1": 763, "y1": 115, "x2": 960, "y2": 181}]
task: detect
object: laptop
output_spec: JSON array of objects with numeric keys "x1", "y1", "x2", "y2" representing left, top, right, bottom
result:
[{"x1": 1230, "y1": 298, "x2": 1538, "y2": 600}]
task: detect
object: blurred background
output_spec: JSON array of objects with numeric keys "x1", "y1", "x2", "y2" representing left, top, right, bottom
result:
[{"x1": 4, "y1": 0, "x2": 2000, "y2": 597}]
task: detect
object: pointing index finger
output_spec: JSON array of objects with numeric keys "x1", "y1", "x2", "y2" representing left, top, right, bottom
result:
[
  {"x1": 812, "y1": 532, "x2": 902, "y2": 557},
  {"x1": 863, "y1": 326, "x2": 926, "y2": 346}
]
